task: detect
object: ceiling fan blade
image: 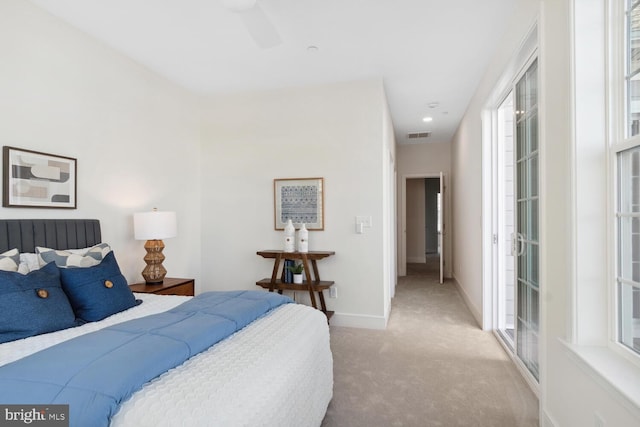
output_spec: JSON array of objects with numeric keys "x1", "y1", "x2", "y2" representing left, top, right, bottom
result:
[{"x1": 239, "y1": 3, "x2": 282, "y2": 49}]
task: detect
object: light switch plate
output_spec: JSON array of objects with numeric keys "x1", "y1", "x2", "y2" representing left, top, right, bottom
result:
[{"x1": 355, "y1": 216, "x2": 372, "y2": 227}]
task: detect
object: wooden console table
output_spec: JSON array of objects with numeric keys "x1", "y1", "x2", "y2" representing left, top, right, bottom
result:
[{"x1": 256, "y1": 250, "x2": 335, "y2": 319}]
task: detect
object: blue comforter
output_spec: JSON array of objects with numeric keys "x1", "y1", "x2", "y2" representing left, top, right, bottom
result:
[{"x1": 0, "y1": 290, "x2": 292, "y2": 427}]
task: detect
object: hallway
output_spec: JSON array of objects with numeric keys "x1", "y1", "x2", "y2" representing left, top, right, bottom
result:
[
  {"x1": 322, "y1": 264, "x2": 539, "y2": 426},
  {"x1": 407, "y1": 255, "x2": 441, "y2": 276}
]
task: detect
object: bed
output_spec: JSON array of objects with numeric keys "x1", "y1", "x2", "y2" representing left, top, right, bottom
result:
[{"x1": 0, "y1": 219, "x2": 333, "y2": 427}]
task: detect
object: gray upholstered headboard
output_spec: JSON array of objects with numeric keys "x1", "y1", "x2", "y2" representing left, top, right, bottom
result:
[{"x1": 0, "y1": 219, "x2": 101, "y2": 253}]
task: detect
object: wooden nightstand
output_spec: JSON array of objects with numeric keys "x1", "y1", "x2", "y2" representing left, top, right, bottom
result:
[{"x1": 129, "y1": 278, "x2": 195, "y2": 296}]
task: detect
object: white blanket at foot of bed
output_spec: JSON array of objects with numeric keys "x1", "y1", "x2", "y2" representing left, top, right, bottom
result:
[{"x1": 111, "y1": 301, "x2": 333, "y2": 427}]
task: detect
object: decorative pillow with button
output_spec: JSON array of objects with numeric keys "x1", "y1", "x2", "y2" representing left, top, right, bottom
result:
[
  {"x1": 0, "y1": 261, "x2": 78, "y2": 344},
  {"x1": 57, "y1": 251, "x2": 139, "y2": 322},
  {"x1": 36, "y1": 243, "x2": 112, "y2": 268}
]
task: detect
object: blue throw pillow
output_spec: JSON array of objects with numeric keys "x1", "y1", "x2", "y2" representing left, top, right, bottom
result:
[
  {"x1": 58, "y1": 251, "x2": 138, "y2": 322},
  {"x1": 0, "y1": 261, "x2": 78, "y2": 344}
]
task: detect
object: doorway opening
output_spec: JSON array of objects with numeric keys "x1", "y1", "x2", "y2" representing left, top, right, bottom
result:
[
  {"x1": 495, "y1": 90, "x2": 516, "y2": 347},
  {"x1": 401, "y1": 173, "x2": 445, "y2": 283},
  {"x1": 486, "y1": 56, "x2": 540, "y2": 386}
]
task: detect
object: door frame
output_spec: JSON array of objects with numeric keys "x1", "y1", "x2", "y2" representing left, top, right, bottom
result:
[
  {"x1": 481, "y1": 23, "x2": 541, "y2": 396},
  {"x1": 482, "y1": 23, "x2": 538, "y2": 329},
  {"x1": 399, "y1": 173, "x2": 447, "y2": 279},
  {"x1": 493, "y1": 89, "x2": 516, "y2": 346}
]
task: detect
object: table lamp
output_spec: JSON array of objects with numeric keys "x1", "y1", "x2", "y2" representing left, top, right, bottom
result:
[{"x1": 134, "y1": 209, "x2": 177, "y2": 284}]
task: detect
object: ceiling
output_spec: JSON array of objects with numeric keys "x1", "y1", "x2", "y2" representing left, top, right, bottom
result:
[{"x1": 29, "y1": 0, "x2": 518, "y2": 145}]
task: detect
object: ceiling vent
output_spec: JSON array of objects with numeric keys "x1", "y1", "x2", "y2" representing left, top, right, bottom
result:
[{"x1": 407, "y1": 131, "x2": 431, "y2": 139}]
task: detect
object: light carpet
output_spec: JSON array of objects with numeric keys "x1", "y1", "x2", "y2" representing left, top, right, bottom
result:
[{"x1": 321, "y1": 263, "x2": 539, "y2": 427}]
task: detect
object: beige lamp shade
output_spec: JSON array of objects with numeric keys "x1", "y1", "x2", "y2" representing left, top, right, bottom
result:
[
  {"x1": 134, "y1": 211, "x2": 177, "y2": 240},
  {"x1": 133, "y1": 210, "x2": 177, "y2": 284}
]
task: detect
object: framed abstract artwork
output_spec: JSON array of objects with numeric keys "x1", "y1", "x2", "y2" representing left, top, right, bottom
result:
[
  {"x1": 274, "y1": 177, "x2": 324, "y2": 230},
  {"x1": 2, "y1": 146, "x2": 77, "y2": 209}
]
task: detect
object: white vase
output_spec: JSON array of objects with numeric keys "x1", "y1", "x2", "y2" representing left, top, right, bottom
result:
[
  {"x1": 293, "y1": 273, "x2": 303, "y2": 284},
  {"x1": 297, "y1": 223, "x2": 309, "y2": 253},
  {"x1": 284, "y1": 219, "x2": 295, "y2": 252}
]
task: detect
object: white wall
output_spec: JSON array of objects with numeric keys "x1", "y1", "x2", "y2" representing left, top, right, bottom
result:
[
  {"x1": 396, "y1": 142, "x2": 452, "y2": 277},
  {"x1": 1, "y1": 0, "x2": 395, "y2": 329},
  {"x1": 0, "y1": 0, "x2": 202, "y2": 286},
  {"x1": 382, "y1": 97, "x2": 397, "y2": 316},
  {"x1": 200, "y1": 79, "x2": 392, "y2": 329},
  {"x1": 452, "y1": 0, "x2": 640, "y2": 425}
]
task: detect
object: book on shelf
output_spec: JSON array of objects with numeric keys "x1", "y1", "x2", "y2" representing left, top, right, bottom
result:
[{"x1": 284, "y1": 259, "x2": 293, "y2": 283}]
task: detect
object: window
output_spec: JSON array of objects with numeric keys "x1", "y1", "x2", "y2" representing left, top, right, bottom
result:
[
  {"x1": 617, "y1": 146, "x2": 640, "y2": 353},
  {"x1": 616, "y1": 0, "x2": 640, "y2": 356},
  {"x1": 628, "y1": 1, "x2": 640, "y2": 137}
]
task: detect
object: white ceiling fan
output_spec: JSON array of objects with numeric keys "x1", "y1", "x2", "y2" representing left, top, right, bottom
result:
[{"x1": 221, "y1": 0, "x2": 282, "y2": 49}]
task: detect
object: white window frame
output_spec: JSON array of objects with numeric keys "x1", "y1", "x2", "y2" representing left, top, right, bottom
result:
[
  {"x1": 563, "y1": 0, "x2": 640, "y2": 414},
  {"x1": 611, "y1": 0, "x2": 640, "y2": 359}
]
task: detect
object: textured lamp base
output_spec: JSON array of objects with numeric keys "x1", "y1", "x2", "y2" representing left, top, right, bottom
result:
[{"x1": 142, "y1": 239, "x2": 167, "y2": 284}]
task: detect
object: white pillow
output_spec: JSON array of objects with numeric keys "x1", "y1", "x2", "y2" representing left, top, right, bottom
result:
[
  {"x1": 65, "y1": 248, "x2": 90, "y2": 255},
  {"x1": 0, "y1": 248, "x2": 20, "y2": 272},
  {"x1": 18, "y1": 253, "x2": 39, "y2": 274}
]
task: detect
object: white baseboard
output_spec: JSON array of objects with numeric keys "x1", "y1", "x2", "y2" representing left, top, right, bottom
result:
[
  {"x1": 407, "y1": 256, "x2": 426, "y2": 263},
  {"x1": 451, "y1": 275, "x2": 483, "y2": 328},
  {"x1": 541, "y1": 410, "x2": 557, "y2": 427},
  {"x1": 330, "y1": 312, "x2": 388, "y2": 330}
]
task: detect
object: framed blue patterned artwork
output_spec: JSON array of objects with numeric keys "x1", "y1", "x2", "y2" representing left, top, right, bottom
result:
[
  {"x1": 274, "y1": 177, "x2": 324, "y2": 230},
  {"x1": 2, "y1": 146, "x2": 77, "y2": 209}
]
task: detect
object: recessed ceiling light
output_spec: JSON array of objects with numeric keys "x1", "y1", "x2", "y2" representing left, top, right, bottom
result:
[
  {"x1": 422, "y1": 116, "x2": 433, "y2": 122},
  {"x1": 307, "y1": 45, "x2": 319, "y2": 52},
  {"x1": 428, "y1": 102, "x2": 439, "y2": 109}
]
